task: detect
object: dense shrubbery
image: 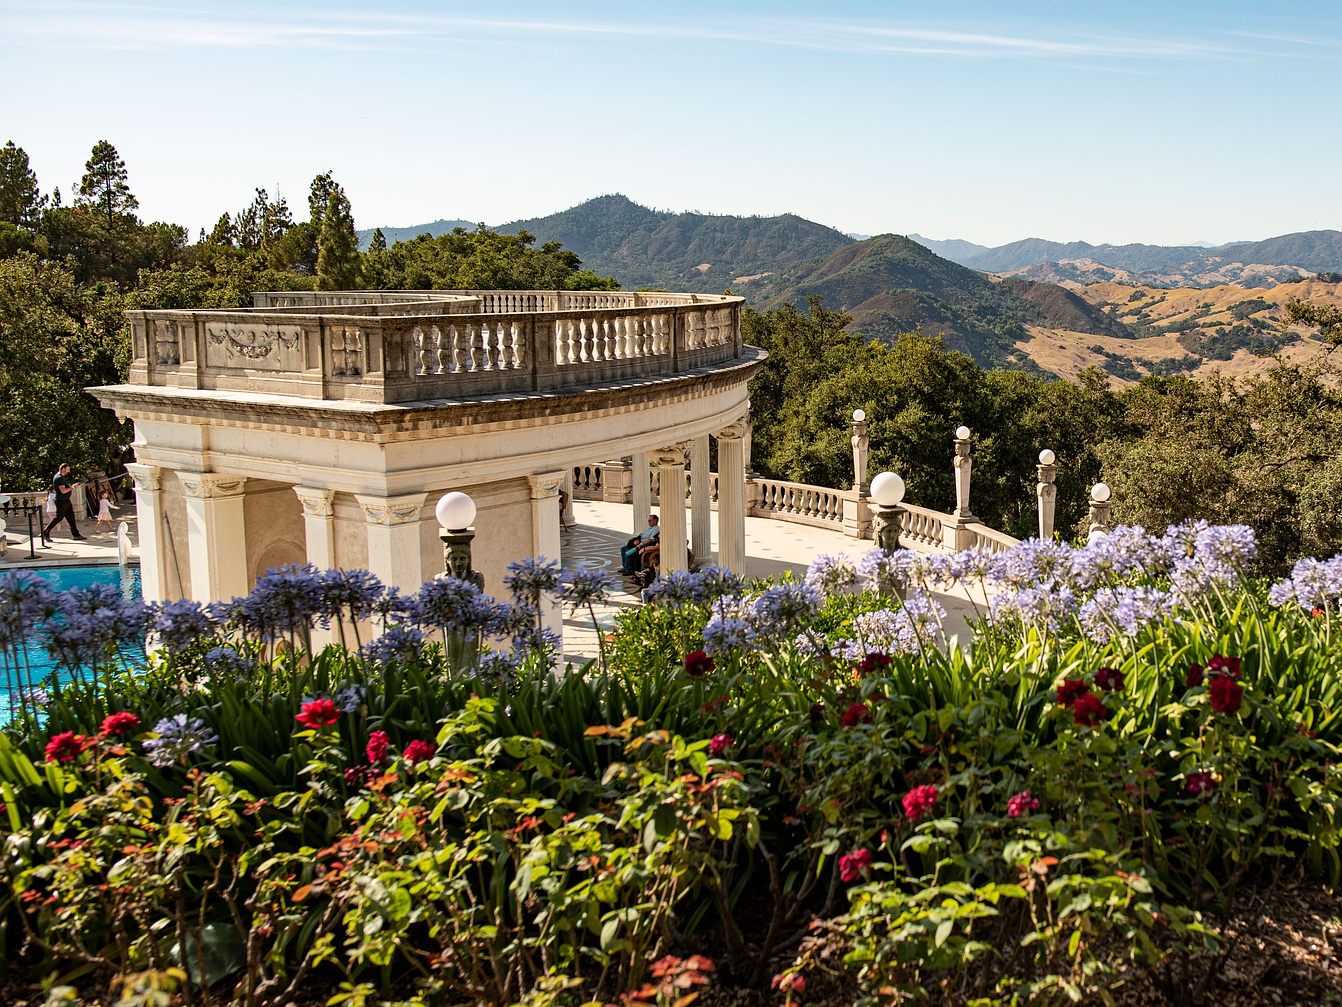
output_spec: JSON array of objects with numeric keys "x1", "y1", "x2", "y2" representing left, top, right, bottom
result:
[{"x1": 1, "y1": 525, "x2": 1340, "y2": 1005}]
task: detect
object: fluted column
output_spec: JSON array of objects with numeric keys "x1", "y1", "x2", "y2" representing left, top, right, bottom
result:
[
  {"x1": 178, "y1": 472, "x2": 249, "y2": 603},
  {"x1": 651, "y1": 445, "x2": 689, "y2": 573},
  {"x1": 126, "y1": 463, "x2": 171, "y2": 602},
  {"x1": 743, "y1": 399, "x2": 757, "y2": 478},
  {"x1": 631, "y1": 451, "x2": 651, "y2": 534},
  {"x1": 688, "y1": 434, "x2": 711, "y2": 567},
  {"x1": 355, "y1": 492, "x2": 427, "y2": 595},
  {"x1": 715, "y1": 423, "x2": 747, "y2": 575},
  {"x1": 528, "y1": 471, "x2": 565, "y2": 640}
]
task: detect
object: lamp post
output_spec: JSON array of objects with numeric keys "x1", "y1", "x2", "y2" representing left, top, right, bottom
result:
[
  {"x1": 851, "y1": 408, "x2": 869, "y2": 495},
  {"x1": 869, "y1": 470, "x2": 906, "y2": 551},
  {"x1": 1036, "y1": 449, "x2": 1057, "y2": 541},
  {"x1": 436, "y1": 491, "x2": 483, "y2": 588},
  {"x1": 953, "y1": 425, "x2": 974, "y2": 519},
  {"x1": 1087, "y1": 482, "x2": 1112, "y2": 542}
]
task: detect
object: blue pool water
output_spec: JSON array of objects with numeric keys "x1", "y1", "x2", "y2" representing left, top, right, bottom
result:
[{"x1": 2, "y1": 564, "x2": 143, "y2": 722}]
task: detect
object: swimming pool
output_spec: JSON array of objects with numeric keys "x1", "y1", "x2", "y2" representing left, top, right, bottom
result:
[{"x1": 1, "y1": 563, "x2": 143, "y2": 722}]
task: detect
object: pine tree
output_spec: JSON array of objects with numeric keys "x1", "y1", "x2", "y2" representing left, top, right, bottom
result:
[
  {"x1": 317, "y1": 184, "x2": 359, "y2": 290},
  {"x1": 368, "y1": 227, "x2": 387, "y2": 253},
  {"x1": 76, "y1": 140, "x2": 138, "y2": 228},
  {"x1": 206, "y1": 212, "x2": 236, "y2": 246},
  {"x1": 0, "y1": 141, "x2": 43, "y2": 227}
]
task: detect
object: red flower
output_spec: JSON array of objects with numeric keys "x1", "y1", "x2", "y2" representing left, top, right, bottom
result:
[
  {"x1": 1207, "y1": 654, "x2": 1241, "y2": 678},
  {"x1": 1072, "y1": 692, "x2": 1108, "y2": 728},
  {"x1": 44, "y1": 731, "x2": 90, "y2": 763},
  {"x1": 403, "y1": 739, "x2": 437, "y2": 764},
  {"x1": 295, "y1": 697, "x2": 340, "y2": 729},
  {"x1": 1185, "y1": 771, "x2": 1218, "y2": 797},
  {"x1": 707, "y1": 733, "x2": 732, "y2": 757},
  {"x1": 772, "y1": 972, "x2": 807, "y2": 996},
  {"x1": 857, "y1": 652, "x2": 892, "y2": 675},
  {"x1": 1093, "y1": 666, "x2": 1125, "y2": 692},
  {"x1": 838, "y1": 847, "x2": 874, "y2": 882},
  {"x1": 1208, "y1": 675, "x2": 1243, "y2": 714},
  {"x1": 1186, "y1": 663, "x2": 1205, "y2": 688},
  {"x1": 683, "y1": 650, "x2": 715, "y2": 678},
  {"x1": 366, "y1": 730, "x2": 389, "y2": 764},
  {"x1": 99, "y1": 711, "x2": 141, "y2": 737},
  {"x1": 1006, "y1": 791, "x2": 1040, "y2": 817},
  {"x1": 1056, "y1": 678, "x2": 1089, "y2": 706},
  {"x1": 902, "y1": 784, "x2": 939, "y2": 821},
  {"x1": 840, "y1": 701, "x2": 871, "y2": 727}
]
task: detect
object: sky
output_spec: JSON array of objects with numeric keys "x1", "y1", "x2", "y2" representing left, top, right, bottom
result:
[{"x1": 2, "y1": 0, "x2": 1340, "y2": 247}]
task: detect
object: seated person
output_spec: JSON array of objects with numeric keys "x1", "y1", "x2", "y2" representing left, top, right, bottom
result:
[{"x1": 620, "y1": 514, "x2": 660, "y2": 574}]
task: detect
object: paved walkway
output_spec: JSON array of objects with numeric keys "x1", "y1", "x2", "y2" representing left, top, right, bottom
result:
[
  {"x1": 559, "y1": 500, "x2": 982, "y2": 663},
  {"x1": 1, "y1": 508, "x2": 140, "y2": 567}
]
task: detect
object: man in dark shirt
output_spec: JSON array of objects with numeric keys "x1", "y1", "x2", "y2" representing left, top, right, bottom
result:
[{"x1": 43, "y1": 464, "x2": 85, "y2": 542}]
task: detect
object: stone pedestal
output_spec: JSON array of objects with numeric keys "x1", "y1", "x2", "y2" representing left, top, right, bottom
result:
[
  {"x1": 715, "y1": 424, "x2": 746, "y2": 574},
  {"x1": 842, "y1": 492, "x2": 871, "y2": 540},
  {"x1": 601, "y1": 459, "x2": 633, "y2": 504},
  {"x1": 355, "y1": 492, "x2": 427, "y2": 595},
  {"x1": 179, "y1": 472, "x2": 249, "y2": 602}
]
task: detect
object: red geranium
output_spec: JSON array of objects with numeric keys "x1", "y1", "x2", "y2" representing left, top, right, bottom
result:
[
  {"x1": 902, "y1": 784, "x2": 939, "y2": 821},
  {"x1": 1208, "y1": 675, "x2": 1243, "y2": 714},
  {"x1": 838, "y1": 847, "x2": 874, "y2": 882},
  {"x1": 1207, "y1": 654, "x2": 1242, "y2": 678},
  {"x1": 707, "y1": 733, "x2": 732, "y2": 757},
  {"x1": 1185, "y1": 771, "x2": 1218, "y2": 797},
  {"x1": 1072, "y1": 692, "x2": 1108, "y2": 728},
  {"x1": 840, "y1": 701, "x2": 871, "y2": 727},
  {"x1": 1056, "y1": 678, "x2": 1089, "y2": 706},
  {"x1": 1093, "y1": 666, "x2": 1125, "y2": 692},
  {"x1": 366, "y1": 729, "x2": 389, "y2": 764},
  {"x1": 1186, "y1": 662, "x2": 1205, "y2": 688},
  {"x1": 683, "y1": 650, "x2": 715, "y2": 678},
  {"x1": 295, "y1": 697, "x2": 340, "y2": 729},
  {"x1": 403, "y1": 739, "x2": 437, "y2": 764},
  {"x1": 100, "y1": 711, "x2": 141, "y2": 737},
  {"x1": 1006, "y1": 791, "x2": 1040, "y2": 818},
  {"x1": 44, "y1": 731, "x2": 90, "y2": 763},
  {"x1": 857, "y1": 652, "x2": 893, "y2": 675}
]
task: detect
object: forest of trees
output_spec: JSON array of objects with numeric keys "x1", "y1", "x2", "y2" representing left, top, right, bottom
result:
[{"x1": 2, "y1": 139, "x2": 1341, "y2": 572}]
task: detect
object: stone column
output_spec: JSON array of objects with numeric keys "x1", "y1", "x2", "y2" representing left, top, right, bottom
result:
[
  {"x1": 851, "y1": 409, "x2": 870, "y2": 495},
  {"x1": 953, "y1": 427, "x2": 974, "y2": 519},
  {"x1": 651, "y1": 445, "x2": 689, "y2": 573},
  {"x1": 561, "y1": 468, "x2": 576, "y2": 527},
  {"x1": 178, "y1": 472, "x2": 249, "y2": 603},
  {"x1": 126, "y1": 463, "x2": 171, "y2": 603},
  {"x1": 688, "y1": 434, "x2": 712, "y2": 568},
  {"x1": 631, "y1": 451, "x2": 652, "y2": 534},
  {"x1": 527, "y1": 471, "x2": 565, "y2": 640},
  {"x1": 355, "y1": 492, "x2": 427, "y2": 595},
  {"x1": 1036, "y1": 452, "x2": 1057, "y2": 541},
  {"x1": 294, "y1": 486, "x2": 337, "y2": 569},
  {"x1": 743, "y1": 399, "x2": 757, "y2": 478},
  {"x1": 715, "y1": 423, "x2": 747, "y2": 575}
]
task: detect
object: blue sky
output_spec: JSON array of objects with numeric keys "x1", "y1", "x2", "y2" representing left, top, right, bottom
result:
[{"x1": 2, "y1": 0, "x2": 1339, "y2": 246}]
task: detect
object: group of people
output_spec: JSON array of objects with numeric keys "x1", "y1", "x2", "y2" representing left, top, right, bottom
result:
[
  {"x1": 41, "y1": 464, "x2": 120, "y2": 545},
  {"x1": 620, "y1": 514, "x2": 662, "y2": 588}
]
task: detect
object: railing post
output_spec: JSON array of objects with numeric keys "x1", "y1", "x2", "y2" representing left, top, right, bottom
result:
[
  {"x1": 529, "y1": 317, "x2": 554, "y2": 391},
  {"x1": 1037, "y1": 449, "x2": 1057, "y2": 541},
  {"x1": 1088, "y1": 483, "x2": 1113, "y2": 542},
  {"x1": 601, "y1": 459, "x2": 633, "y2": 504},
  {"x1": 671, "y1": 307, "x2": 684, "y2": 372}
]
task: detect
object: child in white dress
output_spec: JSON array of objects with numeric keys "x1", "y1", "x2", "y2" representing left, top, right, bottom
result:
[{"x1": 95, "y1": 490, "x2": 118, "y2": 533}]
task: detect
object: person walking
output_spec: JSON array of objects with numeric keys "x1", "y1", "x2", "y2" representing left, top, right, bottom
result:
[
  {"x1": 94, "y1": 490, "x2": 119, "y2": 533},
  {"x1": 43, "y1": 464, "x2": 86, "y2": 542}
]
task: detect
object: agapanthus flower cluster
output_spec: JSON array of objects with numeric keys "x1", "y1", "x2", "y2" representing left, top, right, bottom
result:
[
  {"x1": 989, "y1": 539, "x2": 1072, "y2": 589},
  {"x1": 151, "y1": 600, "x2": 216, "y2": 652},
  {"x1": 333, "y1": 683, "x2": 365, "y2": 713},
  {"x1": 1078, "y1": 585, "x2": 1173, "y2": 644},
  {"x1": 43, "y1": 583, "x2": 149, "y2": 670},
  {"x1": 988, "y1": 584, "x2": 1079, "y2": 631},
  {"x1": 362, "y1": 625, "x2": 425, "y2": 665},
  {"x1": 142, "y1": 714, "x2": 219, "y2": 768},
  {"x1": 1166, "y1": 522, "x2": 1256, "y2": 597},
  {"x1": 558, "y1": 568, "x2": 616, "y2": 611},
  {"x1": 804, "y1": 553, "x2": 860, "y2": 595},
  {"x1": 414, "y1": 576, "x2": 505, "y2": 636},
  {"x1": 203, "y1": 645, "x2": 254, "y2": 676},
  {"x1": 857, "y1": 548, "x2": 922, "y2": 595},
  {"x1": 229, "y1": 564, "x2": 326, "y2": 639},
  {"x1": 0, "y1": 571, "x2": 60, "y2": 650},
  {"x1": 1268, "y1": 554, "x2": 1342, "y2": 613},
  {"x1": 925, "y1": 547, "x2": 994, "y2": 587},
  {"x1": 503, "y1": 557, "x2": 562, "y2": 606},
  {"x1": 832, "y1": 595, "x2": 946, "y2": 662},
  {"x1": 1070, "y1": 526, "x2": 1168, "y2": 588},
  {"x1": 317, "y1": 568, "x2": 386, "y2": 624}
]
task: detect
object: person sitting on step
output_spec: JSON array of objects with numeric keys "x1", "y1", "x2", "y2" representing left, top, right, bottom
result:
[{"x1": 621, "y1": 514, "x2": 660, "y2": 574}]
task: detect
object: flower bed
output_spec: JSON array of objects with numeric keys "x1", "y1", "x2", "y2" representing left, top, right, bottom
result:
[{"x1": 0, "y1": 523, "x2": 1339, "y2": 1005}]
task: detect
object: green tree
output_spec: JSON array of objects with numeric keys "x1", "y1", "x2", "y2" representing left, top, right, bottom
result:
[
  {"x1": 316, "y1": 184, "x2": 359, "y2": 290},
  {"x1": 368, "y1": 227, "x2": 387, "y2": 253},
  {"x1": 76, "y1": 140, "x2": 138, "y2": 229},
  {"x1": 206, "y1": 212, "x2": 236, "y2": 246},
  {"x1": 0, "y1": 141, "x2": 43, "y2": 227},
  {"x1": 1287, "y1": 299, "x2": 1342, "y2": 343}
]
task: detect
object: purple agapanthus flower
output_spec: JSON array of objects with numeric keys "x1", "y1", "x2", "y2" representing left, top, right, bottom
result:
[
  {"x1": 751, "y1": 582, "x2": 822, "y2": 636},
  {"x1": 1268, "y1": 554, "x2": 1342, "y2": 612},
  {"x1": 1078, "y1": 585, "x2": 1174, "y2": 644},
  {"x1": 414, "y1": 576, "x2": 498, "y2": 634},
  {"x1": 142, "y1": 714, "x2": 219, "y2": 768},
  {"x1": 318, "y1": 568, "x2": 386, "y2": 624},
  {"x1": 361, "y1": 625, "x2": 425, "y2": 664},
  {"x1": 558, "y1": 568, "x2": 616, "y2": 610},
  {"x1": 152, "y1": 599, "x2": 216, "y2": 652},
  {"x1": 503, "y1": 557, "x2": 562, "y2": 606},
  {"x1": 804, "y1": 553, "x2": 860, "y2": 596},
  {"x1": 858, "y1": 548, "x2": 922, "y2": 595}
]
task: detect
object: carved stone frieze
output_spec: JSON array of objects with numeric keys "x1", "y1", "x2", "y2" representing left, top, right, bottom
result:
[
  {"x1": 177, "y1": 473, "x2": 247, "y2": 499},
  {"x1": 293, "y1": 486, "x2": 336, "y2": 517},
  {"x1": 356, "y1": 493, "x2": 426, "y2": 526}
]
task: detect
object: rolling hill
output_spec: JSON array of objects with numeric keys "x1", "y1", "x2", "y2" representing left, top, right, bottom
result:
[{"x1": 358, "y1": 218, "x2": 475, "y2": 248}]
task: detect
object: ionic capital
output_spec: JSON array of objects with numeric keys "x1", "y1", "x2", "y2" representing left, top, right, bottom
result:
[
  {"x1": 527, "y1": 470, "x2": 565, "y2": 500},
  {"x1": 650, "y1": 444, "x2": 688, "y2": 467},
  {"x1": 178, "y1": 472, "x2": 247, "y2": 499},
  {"x1": 294, "y1": 486, "x2": 336, "y2": 517},
  {"x1": 355, "y1": 492, "x2": 426, "y2": 526},
  {"x1": 715, "y1": 421, "x2": 746, "y2": 442}
]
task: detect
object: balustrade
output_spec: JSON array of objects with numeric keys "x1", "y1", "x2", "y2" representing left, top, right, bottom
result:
[{"x1": 571, "y1": 464, "x2": 605, "y2": 500}]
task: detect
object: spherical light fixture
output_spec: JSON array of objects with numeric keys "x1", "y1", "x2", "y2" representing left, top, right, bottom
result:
[
  {"x1": 1090, "y1": 482, "x2": 1111, "y2": 503},
  {"x1": 955, "y1": 425, "x2": 971, "y2": 440},
  {"x1": 1038, "y1": 449, "x2": 1056, "y2": 465},
  {"x1": 852, "y1": 408, "x2": 866, "y2": 422},
  {"x1": 436, "y1": 491, "x2": 477, "y2": 531},
  {"x1": 870, "y1": 471, "x2": 906, "y2": 507}
]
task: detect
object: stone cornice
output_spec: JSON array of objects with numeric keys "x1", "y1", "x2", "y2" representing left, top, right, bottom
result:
[{"x1": 88, "y1": 347, "x2": 766, "y2": 443}]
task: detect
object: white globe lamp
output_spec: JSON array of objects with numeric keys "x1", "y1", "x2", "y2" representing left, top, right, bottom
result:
[
  {"x1": 1090, "y1": 482, "x2": 1111, "y2": 503},
  {"x1": 436, "y1": 491, "x2": 477, "y2": 531},
  {"x1": 1038, "y1": 449, "x2": 1056, "y2": 466},
  {"x1": 870, "y1": 471, "x2": 905, "y2": 507},
  {"x1": 852, "y1": 408, "x2": 866, "y2": 422},
  {"x1": 955, "y1": 425, "x2": 971, "y2": 441}
]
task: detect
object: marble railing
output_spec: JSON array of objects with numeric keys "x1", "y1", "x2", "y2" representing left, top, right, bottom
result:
[
  {"x1": 897, "y1": 503, "x2": 949, "y2": 551},
  {"x1": 749, "y1": 478, "x2": 846, "y2": 529},
  {"x1": 127, "y1": 290, "x2": 744, "y2": 404}
]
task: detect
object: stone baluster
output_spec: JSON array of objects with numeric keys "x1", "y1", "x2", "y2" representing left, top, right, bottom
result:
[
  {"x1": 1037, "y1": 449, "x2": 1058, "y2": 541},
  {"x1": 651, "y1": 445, "x2": 690, "y2": 573}
]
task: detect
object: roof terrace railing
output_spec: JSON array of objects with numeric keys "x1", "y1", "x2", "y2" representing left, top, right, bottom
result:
[{"x1": 126, "y1": 290, "x2": 744, "y2": 404}]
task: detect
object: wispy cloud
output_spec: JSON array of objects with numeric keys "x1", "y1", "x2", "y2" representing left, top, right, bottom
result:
[{"x1": 1, "y1": 1, "x2": 1328, "y2": 61}]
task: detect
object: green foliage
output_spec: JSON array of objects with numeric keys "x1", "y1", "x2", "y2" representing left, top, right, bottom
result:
[
  {"x1": 0, "y1": 141, "x2": 44, "y2": 227},
  {"x1": 76, "y1": 140, "x2": 138, "y2": 229},
  {"x1": 316, "y1": 184, "x2": 360, "y2": 290}
]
